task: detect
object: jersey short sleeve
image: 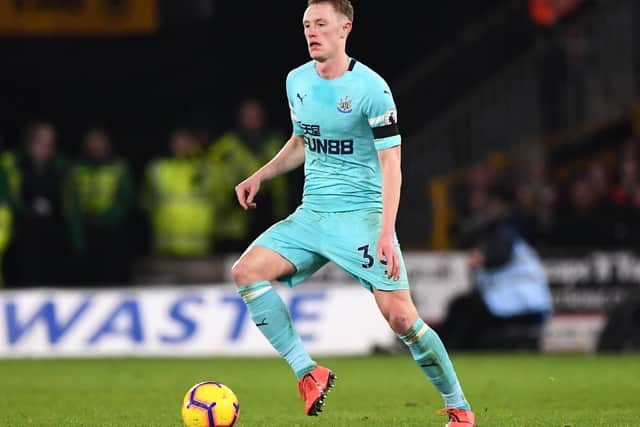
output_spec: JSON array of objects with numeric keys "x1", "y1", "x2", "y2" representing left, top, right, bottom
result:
[
  {"x1": 362, "y1": 78, "x2": 401, "y2": 151},
  {"x1": 286, "y1": 72, "x2": 304, "y2": 136}
]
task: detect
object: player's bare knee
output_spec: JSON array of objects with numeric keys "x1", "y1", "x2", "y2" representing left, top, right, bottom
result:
[
  {"x1": 231, "y1": 261, "x2": 258, "y2": 286},
  {"x1": 387, "y1": 310, "x2": 413, "y2": 334}
]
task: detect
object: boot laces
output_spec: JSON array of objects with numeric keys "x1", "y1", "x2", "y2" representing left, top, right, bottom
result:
[{"x1": 298, "y1": 374, "x2": 320, "y2": 398}]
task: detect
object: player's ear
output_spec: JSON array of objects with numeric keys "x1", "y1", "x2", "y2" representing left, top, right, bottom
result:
[{"x1": 341, "y1": 21, "x2": 352, "y2": 38}]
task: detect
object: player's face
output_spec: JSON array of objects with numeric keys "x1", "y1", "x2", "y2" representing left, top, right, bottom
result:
[{"x1": 303, "y1": 3, "x2": 351, "y2": 62}]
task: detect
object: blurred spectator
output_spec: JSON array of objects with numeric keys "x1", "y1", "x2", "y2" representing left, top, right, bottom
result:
[
  {"x1": 624, "y1": 186, "x2": 640, "y2": 249},
  {"x1": 0, "y1": 135, "x2": 20, "y2": 208},
  {"x1": 610, "y1": 139, "x2": 638, "y2": 206},
  {"x1": 440, "y1": 180, "x2": 553, "y2": 350},
  {"x1": 206, "y1": 98, "x2": 288, "y2": 251},
  {"x1": 512, "y1": 145, "x2": 556, "y2": 246},
  {"x1": 586, "y1": 160, "x2": 613, "y2": 209},
  {"x1": 609, "y1": 140, "x2": 640, "y2": 247},
  {"x1": 549, "y1": 169, "x2": 611, "y2": 247},
  {"x1": 449, "y1": 159, "x2": 497, "y2": 226},
  {"x1": 0, "y1": 134, "x2": 11, "y2": 286},
  {"x1": 142, "y1": 129, "x2": 213, "y2": 256},
  {"x1": 67, "y1": 127, "x2": 135, "y2": 285},
  {"x1": 3, "y1": 121, "x2": 78, "y2": 286}
]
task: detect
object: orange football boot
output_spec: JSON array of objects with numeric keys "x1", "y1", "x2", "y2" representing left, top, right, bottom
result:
[
  {"x1": 297, "y1": 365, "x2": 336, "y2": 416},
  {"x1": 438, "y1": 407, "x2": 476, "y2": 426}
]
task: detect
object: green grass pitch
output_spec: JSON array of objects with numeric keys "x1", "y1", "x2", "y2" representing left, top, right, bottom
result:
[{"x1": 1, "y1": 353, "x2": 639, "y2": 426}]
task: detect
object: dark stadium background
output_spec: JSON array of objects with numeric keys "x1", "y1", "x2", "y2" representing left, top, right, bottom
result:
[
  {"x1": 2, "y1": 0, "x2": 633, "y2": 263},
  {"x1": 0, "y1": 1, "x2": 521, "y2": 254},
  {"x1": 0, "y1": 1, "x2": 504, "y2": 178}
]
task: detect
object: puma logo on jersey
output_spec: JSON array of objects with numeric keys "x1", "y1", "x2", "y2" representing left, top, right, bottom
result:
[{"x1": 297, "y1": 93, "x2": 307, "y2": 105}]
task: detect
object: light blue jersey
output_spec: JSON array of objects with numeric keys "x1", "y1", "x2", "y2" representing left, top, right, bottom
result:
[
  {"x1": 287, "y1": 58, "x2": 401, "y2": 212},
  {"x1": 250, "y1": 58, "x2": 409, "y2": 291}
]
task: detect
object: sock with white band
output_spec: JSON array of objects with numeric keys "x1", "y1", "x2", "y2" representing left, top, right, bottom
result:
[
  {"x1": 399, "y1": 318, "x2": 470, "y2": 410},
  {"x1": 237, "y1": 281, "x2": 316, "y2": 379}
]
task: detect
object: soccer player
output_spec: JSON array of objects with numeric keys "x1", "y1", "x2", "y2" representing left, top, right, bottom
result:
[{"x1": 232, "y1": 1, "x2": 476, "y2": 425}]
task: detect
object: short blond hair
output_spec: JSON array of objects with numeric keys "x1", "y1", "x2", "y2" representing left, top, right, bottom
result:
[{"x1": 307, "y1": 0, "x2": 353, "y2": 22}]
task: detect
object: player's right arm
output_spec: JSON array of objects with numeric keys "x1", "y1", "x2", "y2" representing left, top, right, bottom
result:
[{"x1": 235, "y1": 133, "x2": 305, "y2": 210}]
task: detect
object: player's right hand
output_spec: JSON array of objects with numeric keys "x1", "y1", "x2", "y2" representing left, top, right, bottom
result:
[{"x1": 235, "y1": 174, "x2": 261, "y2": 210}]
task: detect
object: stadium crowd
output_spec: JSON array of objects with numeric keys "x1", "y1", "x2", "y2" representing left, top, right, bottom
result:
[
  {"x1": 448, "y1": 137, "x2": 640, "y2": 252},
  {"x1": 1, "y1": 105, "x2": 638, "y2": 289},
  {"x1": 0, "y1": 98, "x2": 293, "y2": 287}
]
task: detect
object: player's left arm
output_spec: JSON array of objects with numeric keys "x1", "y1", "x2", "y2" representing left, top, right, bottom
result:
[
  {"x1": 364, "y1": 75, "x2": 403, "y2": 280},
  {"x1": 377, "y1": 146, "x2": 402, "y2": 280}
]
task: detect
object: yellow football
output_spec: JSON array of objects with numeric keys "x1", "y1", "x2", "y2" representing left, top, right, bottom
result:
[{"x1": 181, "y1": 381, "x2": 240, "y2": 427}]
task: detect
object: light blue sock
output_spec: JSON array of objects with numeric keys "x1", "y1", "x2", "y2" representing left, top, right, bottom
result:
[
  {"x1": 399, "y1": 318, "x2": 471, "y2": 410},
  {"x1": 237, "y1": 281, "x2": 316, "y2": 379}
]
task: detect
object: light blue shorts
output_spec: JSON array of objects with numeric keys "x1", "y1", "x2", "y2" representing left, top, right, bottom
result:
[{"x1": 251, "y1": 206, "x2": 409, "y2": 291}]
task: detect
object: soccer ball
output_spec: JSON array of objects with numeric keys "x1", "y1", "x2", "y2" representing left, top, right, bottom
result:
[{"x1": 181, "y1": 381, "x2": 240, "y2": 427}]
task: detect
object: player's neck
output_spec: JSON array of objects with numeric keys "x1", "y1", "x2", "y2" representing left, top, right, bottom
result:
[{"x1": 314, "y1": 53, "x2": 350, "y2": 80}]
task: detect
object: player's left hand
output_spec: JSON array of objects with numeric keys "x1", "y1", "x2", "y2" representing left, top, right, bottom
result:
[{"x1": 376, "y1": 233, "x2": 400, "y2": 280}]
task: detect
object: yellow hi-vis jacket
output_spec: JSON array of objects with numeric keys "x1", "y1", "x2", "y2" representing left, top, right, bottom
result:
[
  {"x1": 207, "y1": 131, "x2": 289, "y2": 242},
  {"x1": 67, "y1": 159, "x2": 133, "y2": 221},
  {"x1": 143, "y1": 156, "x2": 214, "y2": 256}
]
